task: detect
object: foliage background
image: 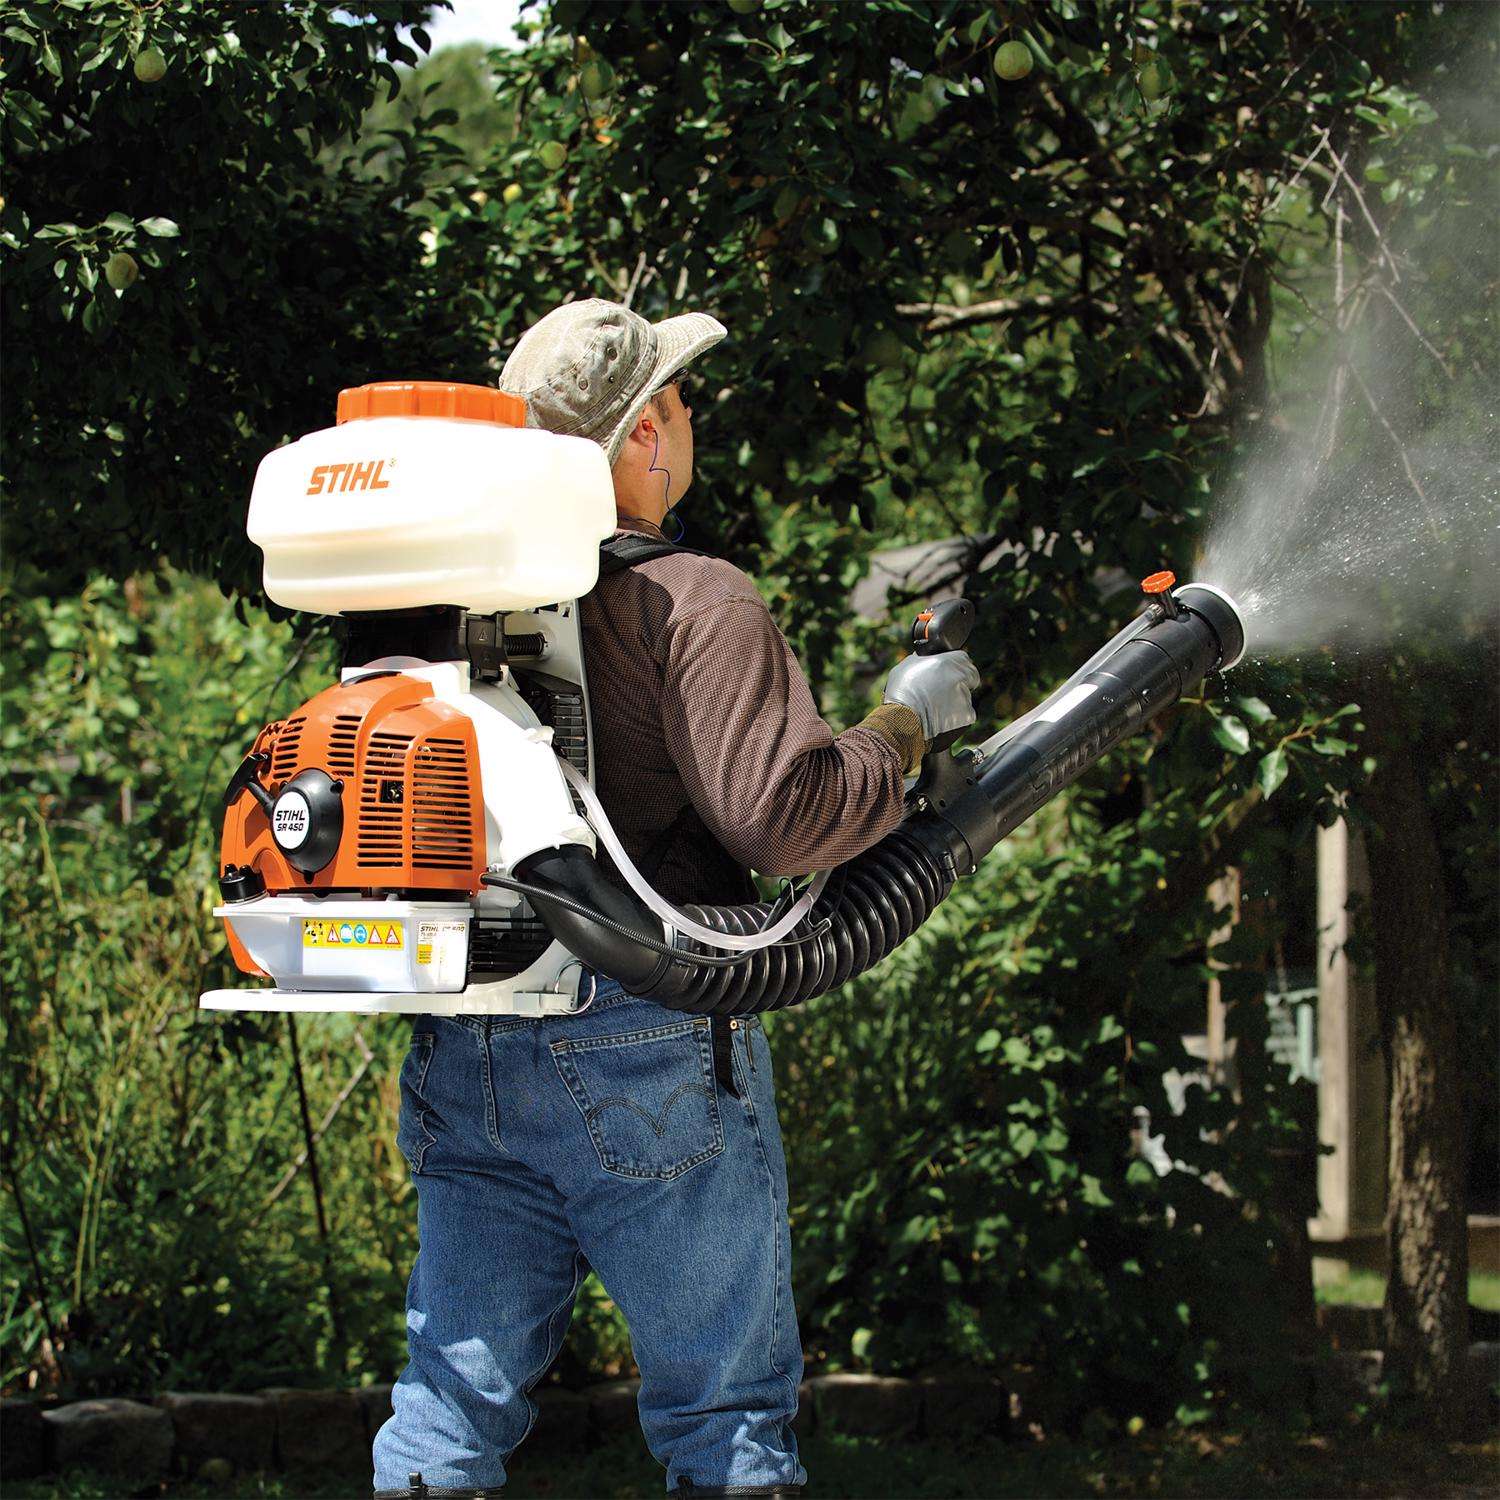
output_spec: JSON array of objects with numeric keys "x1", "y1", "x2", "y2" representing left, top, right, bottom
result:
[{"x1": 2, "y1": 0, "x2": 1493, "y2": 1430}]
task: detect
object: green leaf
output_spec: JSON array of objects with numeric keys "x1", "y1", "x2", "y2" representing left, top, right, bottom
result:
[
  {"x1": 1233, "y1": 695, "x2": 1274, "y2": 725},
  {"x1": 1081, "y1": 1174, "x2": 1113, "y2": 1207},
  {"x1": 1211, "y1": 714, "x2": 1250, "y2": 755},
  {"x1": 975, "y1": 1028, "x2": 1001, "y2": 1055},
  {"x1": 137, "y1": 217, "x2": 180, "y2": 238},
  {"x1": 103, "y1": 212, "x2": 134, "y2": 233},
  {"x1": 1256, "y1": 747, "x2": 1288, "y2": 799}
]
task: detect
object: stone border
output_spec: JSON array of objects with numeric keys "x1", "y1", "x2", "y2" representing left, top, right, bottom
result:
[{"x1": 4, "y1": 1346, "x2": 1496, "y2": 1484}]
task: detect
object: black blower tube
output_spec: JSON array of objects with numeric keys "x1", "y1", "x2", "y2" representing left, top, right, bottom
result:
[{"x1": 516, "y1": 583, "x2": 1246, "y2": 1017}]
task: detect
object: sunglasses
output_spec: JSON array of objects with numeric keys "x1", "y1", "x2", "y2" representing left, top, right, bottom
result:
[{"x1": 654, "y1": 374, "x2": 694, "y2": 409}]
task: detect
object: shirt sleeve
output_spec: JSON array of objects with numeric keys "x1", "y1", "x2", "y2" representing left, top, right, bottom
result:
[{"x1": 658, "y1": 593, "x2": 911, "y2": 878}]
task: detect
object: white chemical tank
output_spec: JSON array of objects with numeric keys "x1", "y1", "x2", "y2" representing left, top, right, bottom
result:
[{"x1": 249, "y1": 381, "x2": 617, "y2": 615}]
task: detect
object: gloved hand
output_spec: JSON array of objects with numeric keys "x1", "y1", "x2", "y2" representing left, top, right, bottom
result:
[{"x1": 882, "y1": 650, "x2": 981, "y2": 744}]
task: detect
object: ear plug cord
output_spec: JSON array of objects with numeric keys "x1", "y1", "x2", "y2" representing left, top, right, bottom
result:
[{"x1": 647, "y1": 425, "x2": 673, "y2": 510}]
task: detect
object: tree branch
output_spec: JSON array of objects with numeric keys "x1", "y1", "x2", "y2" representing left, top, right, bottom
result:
[
  {"x1": 896, "y1": 293, "x2": 1102, "y2": 334},
  {"x1": 260, "y1": 1026, "x2": 375, "y2": 1213}
]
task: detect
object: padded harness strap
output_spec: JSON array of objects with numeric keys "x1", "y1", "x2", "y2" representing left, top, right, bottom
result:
[{"x1": 593, "y1": 531, "x2": 745, "y2": 1098}]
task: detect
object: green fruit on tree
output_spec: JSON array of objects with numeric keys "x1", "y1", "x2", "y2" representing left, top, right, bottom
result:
[
  {"x1": 502, "y1": 182, "x2": 523, "y2": 205},
  {"x1": 1138, "y1": 61, "x2": 1167, "y2": 101},
  {"x1": 104, "y1": 251, "x2": 139, "y2": 290},
  {"x1": 133, "y1": 46, "x2": 167, "y2": 83},
  {"x1": 579, "y1": 59, "x2": 614, "y2": 96},
  {"x1": 1126, "y1": 1416, "x2": 1146, "y2": 1438},
  {"x1": 728, "y1": 0, "x2": 759, "y2": 14},
  {"x1": 993, "y1": 40, "x2": 1033, "y2": 81},
  {"x1": 538, "y1": 141, "x2": 568, "y2": 170}
]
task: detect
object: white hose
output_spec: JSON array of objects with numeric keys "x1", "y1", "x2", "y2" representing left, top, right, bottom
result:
[
  {"x1": 558, "y1": 602, "x2": 1151, "y2": 944},
  {"x1": 976, "y1": 609, "x2": 1155, "y2": 758},
  {"x1": 557, "y1": 757, "x2": 831, "y2": 952}
]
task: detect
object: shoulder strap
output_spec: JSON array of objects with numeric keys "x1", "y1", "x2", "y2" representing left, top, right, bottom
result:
[
  {"x1": 593, "y1": 531, "x2": 709, "y2": 876},
  {"x1": 597, "y1": 533, "x2": 709, "y2": 577}
]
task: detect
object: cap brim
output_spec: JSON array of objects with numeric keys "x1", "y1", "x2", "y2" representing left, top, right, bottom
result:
[{"x1": 601, "y1": 311, "x2": 725, "y2": 465}]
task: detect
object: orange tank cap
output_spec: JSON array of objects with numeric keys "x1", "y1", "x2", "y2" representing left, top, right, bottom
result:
[
  {"x1": 1141, "y1": 570, "x2": 1177, "y2": 595},
  {"x1": 336, "y1": 381, "x2": 527, "y2": 427}
]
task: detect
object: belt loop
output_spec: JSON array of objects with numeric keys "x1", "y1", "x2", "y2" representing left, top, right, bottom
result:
[{"x1": 710, "y1": 1015, "x2": 739, "y2": 1100}]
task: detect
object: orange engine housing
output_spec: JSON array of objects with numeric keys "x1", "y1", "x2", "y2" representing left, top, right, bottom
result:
[{"x1": 221, "y1": 673, "x2": 484, "y2": 975}]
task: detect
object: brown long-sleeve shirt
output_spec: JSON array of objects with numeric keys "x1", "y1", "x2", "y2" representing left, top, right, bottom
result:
[{"x1": 579, "y1": 517, "x2": 921, "y2": 905}]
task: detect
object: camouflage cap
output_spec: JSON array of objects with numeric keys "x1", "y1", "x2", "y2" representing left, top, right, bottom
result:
[{"x1": 498, "y1": 297, "x2": 725, "y2": 466}]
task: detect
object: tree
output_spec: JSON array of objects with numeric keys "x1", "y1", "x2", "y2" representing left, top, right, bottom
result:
[
  {"x1": 3, "y1": 0, "x2": 1490, "y2": 1424},
  {"x1": 461, "y1": 0, "x2": 1493, "y2": 1418},
  {"x1": 1328, "y1": 29, "x2": 1494, "y2": 1418},
  {"x1": 0, "y1": 0, "x2": 478, "y2": 593},
  {"x1": 1200, "y1": 0, "x2": 1494, "y2": 1417}
]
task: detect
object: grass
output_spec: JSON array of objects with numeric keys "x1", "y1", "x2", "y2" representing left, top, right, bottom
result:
[
  {"x1": 9, "y1": 1425, "x2": 1499, "y2": 1500},
  {"x1": 1316, "y1": 1270, "x2": 1500, "y2": 1312}
]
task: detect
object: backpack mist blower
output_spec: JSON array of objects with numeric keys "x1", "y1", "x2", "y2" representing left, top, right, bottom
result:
[{"x1": 201, "y1": 382, "x2": 1245, "y2": 1019}]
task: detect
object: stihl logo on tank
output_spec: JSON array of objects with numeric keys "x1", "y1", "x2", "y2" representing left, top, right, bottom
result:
[{"x1": 306, "y1": 460, "x2": 393, "y2": 495}]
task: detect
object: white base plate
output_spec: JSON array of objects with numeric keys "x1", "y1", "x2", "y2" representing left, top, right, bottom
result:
[{"x1": 199, "y1": 982, "x2": 588, "y2": 1017}]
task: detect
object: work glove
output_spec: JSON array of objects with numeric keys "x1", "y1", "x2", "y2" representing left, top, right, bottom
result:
[{"x1": 882, "y1": 649, "x2": 981, "y2": 745}]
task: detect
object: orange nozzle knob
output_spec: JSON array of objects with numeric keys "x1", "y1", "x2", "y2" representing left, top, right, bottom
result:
[{"x1": 1141, "y1": 570, "x2": 1177, "y2": 596}]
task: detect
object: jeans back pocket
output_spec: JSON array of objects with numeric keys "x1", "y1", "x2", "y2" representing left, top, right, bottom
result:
[
  {"x1": 396, "y1": 1028, "x2": 437, "y2": 1174},
  {"x1": 551, "y1": 1018, "x2": 724, "y2": 1181}
]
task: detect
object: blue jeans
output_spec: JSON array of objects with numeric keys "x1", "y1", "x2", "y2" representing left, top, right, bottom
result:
[{"x1": 371, "y1": 971, "x2": 806, "y2": 1493}]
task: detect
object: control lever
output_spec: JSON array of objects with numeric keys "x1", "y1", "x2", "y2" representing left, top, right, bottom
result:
[
  {"x1": 910, "y1": 598, "x2": 976, "y2": 756},
  {"x1": 904, "y1": 598, "x2": 981, "y2": 828}
]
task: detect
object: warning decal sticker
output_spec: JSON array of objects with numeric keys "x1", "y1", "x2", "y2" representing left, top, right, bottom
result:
[
  {"x1": 303, "y1": 919, "x2": 404, "y2": 950},
  {"x1": 415, "y1": 920, "x2": 469, "y2": 979}
]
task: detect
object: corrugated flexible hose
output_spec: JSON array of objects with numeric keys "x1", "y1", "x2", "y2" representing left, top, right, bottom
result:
[{"x1": 512, "y1": 584, "x2": 1244, "y2": 1017}]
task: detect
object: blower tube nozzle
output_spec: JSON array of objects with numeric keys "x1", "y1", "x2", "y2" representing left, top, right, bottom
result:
[{"x1": 517, "y1": 580, "x2": 1246, "y2": 1016}]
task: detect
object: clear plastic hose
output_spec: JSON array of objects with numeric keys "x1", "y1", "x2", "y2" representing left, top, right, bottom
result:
[{"x1": 556, "y1": 757, "x2": 831, "y2": 952}]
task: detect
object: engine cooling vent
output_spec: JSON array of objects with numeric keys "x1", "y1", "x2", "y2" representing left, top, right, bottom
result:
[
  {"x1": 411, "y1": 736, "x2": 473, "y2": 870},
  {"x1": 327, "y1": 714, "x2": 361, "y2": 778},
  {"x1": 549, "y1": 692, "x2": 588, "y2": 779},
  {"x1": 270, "y1": 717, "x2": 305, "y2": 783},
  {"x1": 470, "y1": 909, "x2": 552, "y2": 978},
  {"x1": 357, "y1": 731, "x2": 411, "y2": 866},
  {"x1": 517, "y1": 674, "x2": 589, "y2": 818}
]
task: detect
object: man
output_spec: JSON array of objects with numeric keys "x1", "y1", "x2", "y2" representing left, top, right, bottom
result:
[{"x1": 372, "y1": 299, "x2": 979, "y2": 1499}]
